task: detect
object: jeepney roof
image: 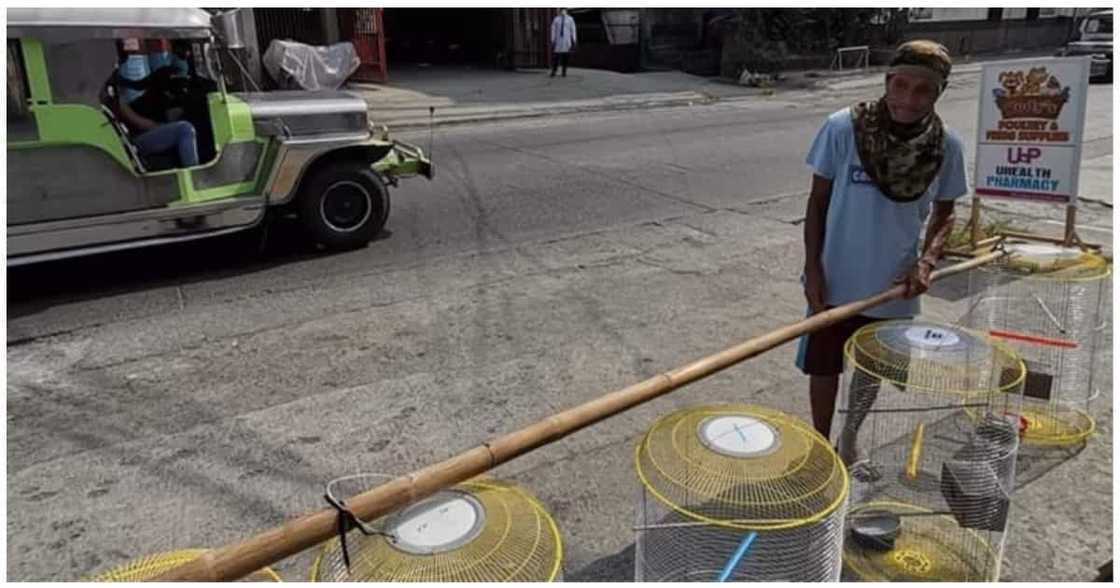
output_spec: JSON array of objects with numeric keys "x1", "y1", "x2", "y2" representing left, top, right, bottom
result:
[{"x1": 7, "y1": 8, "x2": 213, "y2": 41}]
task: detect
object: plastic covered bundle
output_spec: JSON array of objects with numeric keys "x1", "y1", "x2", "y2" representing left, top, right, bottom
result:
[{"x1": 262, "y1": 40, "x2": 361, "y2": 91}]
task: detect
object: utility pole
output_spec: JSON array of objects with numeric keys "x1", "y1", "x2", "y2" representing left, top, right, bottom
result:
[
  {"x1": 322, "y1": 9, "x2": 341, "y2": 44},
  {"x1": 236, "y1": 8, "x2": 263, "y2": 89}
]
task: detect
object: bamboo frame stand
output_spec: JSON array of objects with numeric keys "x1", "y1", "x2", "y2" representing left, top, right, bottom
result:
[{"x1": 949, "y1": 194, "x2": 1102, "y2": 260}]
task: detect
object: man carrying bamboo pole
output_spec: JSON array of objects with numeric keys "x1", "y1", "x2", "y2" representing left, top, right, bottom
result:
[{"x1": 797, "y1": 40, "x2": 966, "y2": 465}]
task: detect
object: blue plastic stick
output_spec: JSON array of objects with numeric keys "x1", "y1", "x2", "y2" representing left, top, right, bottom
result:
[{"x1": 716, "y1": 531, "x2": 758, "y2": 582}]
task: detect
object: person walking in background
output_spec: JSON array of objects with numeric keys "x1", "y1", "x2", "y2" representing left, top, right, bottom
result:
[{"x1": 550, "y1": 8, "x2": 577, "y2": 78}]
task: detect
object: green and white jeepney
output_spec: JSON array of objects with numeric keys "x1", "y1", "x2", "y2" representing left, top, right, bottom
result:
[{"x1": 7, "y1": 8, "x2": 433, "y2": 265}]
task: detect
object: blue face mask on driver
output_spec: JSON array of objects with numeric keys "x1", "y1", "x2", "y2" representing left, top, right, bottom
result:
[{"x1": 119, "y1": 54, "x2": 150, "y2": 103}]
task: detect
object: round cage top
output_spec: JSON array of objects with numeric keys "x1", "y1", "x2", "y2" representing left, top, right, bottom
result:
[
  {"x1": 635, "y1": 404, "x2": 848, "y2": 531},
  {"x1": 844, "y1": 320, "x2": 1025, "y2": 396},
  {"x1": 309, "y1": 478, "x2": 562, "y2": 582},
  {"x1": 87, "y1": 549, "x2": 282, "y2": 582},
  {"x1": 991, "y1": 243, "x2": 1112, "y2": 281}
]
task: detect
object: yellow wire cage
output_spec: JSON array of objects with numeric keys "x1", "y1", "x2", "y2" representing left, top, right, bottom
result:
[
  {"x1": 634, "y1": 404, "x2": 849, "y2": 581},
  {"x1": 87, "y1": 548, "x2": 282, "y2": 582},
  {"x1": 965, "y1": 243, "x2": 1111, "y2": 446},
  {"x1": 837, "y1": 320, "x2": 1025, "y2": 582},
  {"x1": 308, "y1": 476, "x2": 563, "y2": 582}
]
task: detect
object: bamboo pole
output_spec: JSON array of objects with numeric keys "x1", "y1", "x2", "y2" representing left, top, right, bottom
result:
[{"x1": 152, "y1": 251, "x2": 1005, "y2": 582}]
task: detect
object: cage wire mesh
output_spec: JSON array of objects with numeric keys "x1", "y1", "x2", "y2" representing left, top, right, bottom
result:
[
  {"x1": 964, "y1": 243, "x2": 1111, "y2": 446},
  {"x1": 836, "y1": 320, "x2": 1025, "y2": 582},
  {"x1": 634, "y1": 404, "x2": 849, "y2": 581},
  {"x1": 87, "y1": 548, "x2": 282, "y2": 582},
  {"x1": 308, "y1": 475, "x2": 563, "y2": 582}
]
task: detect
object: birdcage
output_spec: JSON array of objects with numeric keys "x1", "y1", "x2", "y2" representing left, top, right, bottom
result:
[
  {"x1": 836, "y1": 320, "x2": 1026, "y2": 582},
  {"x1": 308, "y1": 475, "x2": 563, "y2": 582},
  {"x1": 634, "y1": 404, "x2": 849, "y2": 581},
  {"x1": 87, "y1": 548, "x2": 282, "y2": 581},
  {"x1": 964, "y1": 243, "x2": 1111, "y2": 446}
]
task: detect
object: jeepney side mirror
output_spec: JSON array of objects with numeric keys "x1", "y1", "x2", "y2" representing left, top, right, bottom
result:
[{"x1": 212, "y1": 9, "x2": 245, "y2": 49}]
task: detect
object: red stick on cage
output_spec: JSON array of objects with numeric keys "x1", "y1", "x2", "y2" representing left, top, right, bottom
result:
[{"x1": 989, "y1": 329, "x2": 1079, "y2": 349}]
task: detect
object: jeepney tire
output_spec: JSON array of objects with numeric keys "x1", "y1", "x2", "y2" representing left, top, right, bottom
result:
[{"x1": 297, "y1": 161, "x2": 390, "y2": 250}]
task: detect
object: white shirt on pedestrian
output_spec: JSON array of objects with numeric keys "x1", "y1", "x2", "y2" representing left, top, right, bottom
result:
[{"x1": 551, "y1": 14, "x2": 577, "y2": 53}]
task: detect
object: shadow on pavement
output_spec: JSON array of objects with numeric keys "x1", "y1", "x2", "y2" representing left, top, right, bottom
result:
[
  {"x1": 7, "y1": 216, "x2": 392, "y2": 329},
  {"x1": 567, "y1": 543, "x2": 635, "y2": 582},
  {"x1": 1013, "y1": 441, "x2": 1086, "y2": 491}
]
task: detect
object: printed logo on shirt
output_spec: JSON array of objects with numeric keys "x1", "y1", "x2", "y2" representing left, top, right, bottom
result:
[{"x1": 849, "y1": 165, "x2": 874, "y2": 185}]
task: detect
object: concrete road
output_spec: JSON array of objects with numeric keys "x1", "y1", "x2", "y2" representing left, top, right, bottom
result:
[{"x1": 7, "y1": 74, "x2": 1112, "y2": 581}]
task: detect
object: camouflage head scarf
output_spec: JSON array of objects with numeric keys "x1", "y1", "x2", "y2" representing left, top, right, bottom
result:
[{"x1": 851, "y1": 40, "x2": 951, "y2": 203}]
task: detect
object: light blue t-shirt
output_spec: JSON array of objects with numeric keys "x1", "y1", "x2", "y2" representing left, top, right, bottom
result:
[{"x1": 805, "y1": 107, "x2": 969, "y2": 319}]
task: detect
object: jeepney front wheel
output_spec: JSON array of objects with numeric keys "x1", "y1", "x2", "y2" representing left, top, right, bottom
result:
[{"x1": 297, "y1": 161, "x2": 390, "y2": 250}]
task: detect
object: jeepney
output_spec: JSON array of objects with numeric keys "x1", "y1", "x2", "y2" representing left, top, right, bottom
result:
[{"x1": 7, "y1": 8, "x2": 433, "y2": 265}]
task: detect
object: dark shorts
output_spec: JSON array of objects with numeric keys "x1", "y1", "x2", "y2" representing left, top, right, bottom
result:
[{"x1": 795, "y1": 311, "x2": 882, "y2": 376}]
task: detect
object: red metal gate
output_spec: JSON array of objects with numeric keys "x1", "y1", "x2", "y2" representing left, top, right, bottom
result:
[{"x1": 340, "y1": 8, "x2": 388, "y2": 83}]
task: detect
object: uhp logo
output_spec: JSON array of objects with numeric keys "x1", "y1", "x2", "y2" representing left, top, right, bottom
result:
[{"x1": 1007, "y1": 147, "x2": 1042, "y2": 164}]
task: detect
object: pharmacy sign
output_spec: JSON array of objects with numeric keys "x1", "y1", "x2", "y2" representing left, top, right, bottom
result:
[{"x1": 973, "y1": 57, "x2": 1090, "y2": 205}]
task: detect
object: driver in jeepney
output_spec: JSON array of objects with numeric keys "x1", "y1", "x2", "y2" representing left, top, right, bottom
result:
[{"x1": 102, "y1": 37, "x2": 200, "y2": 168}]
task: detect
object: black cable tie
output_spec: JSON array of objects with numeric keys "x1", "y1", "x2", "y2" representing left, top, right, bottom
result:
[{"x1": 324, "y1": 492, "x2": 395, "y2": 572}]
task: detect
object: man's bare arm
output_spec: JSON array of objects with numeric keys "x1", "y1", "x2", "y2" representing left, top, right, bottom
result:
[{"x1": 803, "y1": 174, "x2": 832, "y2": 313}]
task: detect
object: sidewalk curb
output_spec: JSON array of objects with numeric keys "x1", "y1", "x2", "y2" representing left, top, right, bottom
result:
[
  {"x1": 367, "y1": 59, "x2": 1007, "y2": 132},
  {"x1": 376, "y1": 91, "x2": 717, "y2": 131},
  {"x1": 821, "y1": 64, "x2": 984, "y2": 91}
]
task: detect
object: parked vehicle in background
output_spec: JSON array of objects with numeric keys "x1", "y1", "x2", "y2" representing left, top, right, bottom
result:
[{"x1": 1056, "y1": 9, "x2": 1112, "y2": 82}]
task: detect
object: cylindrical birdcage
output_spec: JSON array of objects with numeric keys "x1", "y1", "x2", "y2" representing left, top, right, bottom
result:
[
  {"x1": 309, "y1": 476, "x2": 563, "y2": 582},
  {"x1": 965, "y1": 243, "x2": 1111, "y2": 446},
  {"x1": 837, "y1": 320, "x2": 1025, "y2": 582},
  {"x1": 634, "y1": 404, "x2": 849, "y2": 582},
  {"x1": 87, "y1": 548, "x2": 282, "y2": 582}
]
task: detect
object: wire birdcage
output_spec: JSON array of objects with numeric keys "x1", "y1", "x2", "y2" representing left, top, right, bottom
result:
[
  {"x1": 87, "y1": 548, "x2": 282, "y2": 582},
  {"x1": 964, "y1": 243, "x2": 1111, "y2": 446},
  {"x1": 634, "y1": 404, "x2": 849, "y2": 581},
  {"x1": 308, "y1": 475, "x2": 563, "y2": 582},
  {"x1": 836, "y1": 320, "x2": 1025, "y2": 582}
]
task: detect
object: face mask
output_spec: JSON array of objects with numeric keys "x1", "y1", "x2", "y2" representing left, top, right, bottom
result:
[
  {"x1": 120, "y1": 54, "x2": 150, "y2": 103},
  {"x1": 148, "y1": 50, "x2": 173, "y2": 72}
]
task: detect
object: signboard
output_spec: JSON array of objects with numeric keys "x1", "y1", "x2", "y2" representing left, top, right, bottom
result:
[{"x1": 973, "y1": 57, "x2": 1090, "y2": 205}]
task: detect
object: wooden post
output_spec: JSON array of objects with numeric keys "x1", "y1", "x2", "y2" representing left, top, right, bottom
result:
[
  {"x1": 1063, "y1": 203, "x2": 1077, "y2": 246},
  {"x1": 969, "y1": 194, "x2": 982, "y2": 250},
  {"x1": 150, "y1": 252, "x2": 1006, "y2": 582}
]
